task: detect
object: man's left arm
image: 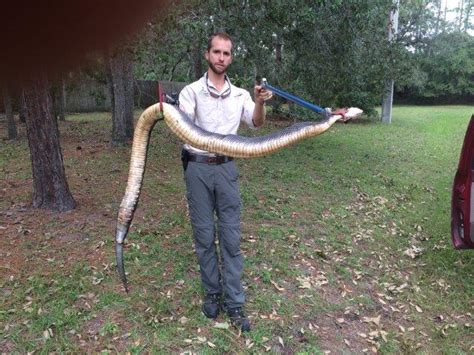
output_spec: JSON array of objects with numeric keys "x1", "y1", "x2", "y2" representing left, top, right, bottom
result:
[{"x1": 251, "y1": 85, "x2": 272, "y2": 128}]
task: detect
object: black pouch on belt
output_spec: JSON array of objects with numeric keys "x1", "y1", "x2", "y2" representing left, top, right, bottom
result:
[{"x1": 181, "y1": 149, "x2": 189, "y2": 171}]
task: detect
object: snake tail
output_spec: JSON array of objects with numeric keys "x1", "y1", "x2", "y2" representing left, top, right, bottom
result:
[{"x1": 115, "y1": 104, "x2": 162, "y2": 291}]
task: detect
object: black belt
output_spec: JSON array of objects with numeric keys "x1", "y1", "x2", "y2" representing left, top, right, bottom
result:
[{"x1": 185, "y1": 151, "x2": 233, "y2": 165}]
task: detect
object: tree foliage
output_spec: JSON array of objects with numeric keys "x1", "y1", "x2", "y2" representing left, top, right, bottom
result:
[
  {"x1": 133, "y1": 0, "x2": 473, "y2": 111},
  {"x1": 134, "y1": 0, "x2": 394, "y2": 113},
  {"x1": 417, "y1": 32, "x2": 473, "y2": 97},
  {"x1": 396, "y1": 0, "x2": 474, "y2": 101}
]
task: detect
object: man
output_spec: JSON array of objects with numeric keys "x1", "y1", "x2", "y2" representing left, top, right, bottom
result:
[{"x1": 179, "y1": 32, "x2": 272, "y2": 332}]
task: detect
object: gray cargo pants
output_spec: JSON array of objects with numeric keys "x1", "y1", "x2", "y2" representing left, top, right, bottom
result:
[{"x1": 184, "y1": 158, "x2": 245, "y2": 308}]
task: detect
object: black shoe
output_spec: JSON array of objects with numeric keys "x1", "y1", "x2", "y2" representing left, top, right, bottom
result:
[
  {"x1": 202, "y1": 293, "x2": 221, "y2": 319},
  {"x1": 227, "y1": 307, "x2": 251, "y2": 332}
]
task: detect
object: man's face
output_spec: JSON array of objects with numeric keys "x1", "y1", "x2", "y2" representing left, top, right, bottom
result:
[{"x1": 205, "y1": 37, "x2": 233, "y2": 75}]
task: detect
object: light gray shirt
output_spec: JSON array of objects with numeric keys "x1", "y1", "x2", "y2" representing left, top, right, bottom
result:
[{"x1": 179, "y1": 74, "x2": 257, "y2": 155}]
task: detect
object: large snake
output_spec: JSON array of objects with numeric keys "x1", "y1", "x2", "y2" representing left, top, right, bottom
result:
[{"x1": 115, "y1": 102, "x2": 362, "y2": 291}]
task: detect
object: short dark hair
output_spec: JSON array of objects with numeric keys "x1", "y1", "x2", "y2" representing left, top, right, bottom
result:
[{"x1": 207, "y1": 32, "x2": 233, "y2": 52}]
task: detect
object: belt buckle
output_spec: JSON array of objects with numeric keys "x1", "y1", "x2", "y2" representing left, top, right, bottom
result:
[{"x1": 208, "y1": 156, "x2": 217, "y2": 164}]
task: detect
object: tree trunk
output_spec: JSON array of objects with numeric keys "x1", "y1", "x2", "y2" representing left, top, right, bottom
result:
[
  {"x1": 105, "y1": 62, "x2": 115, "y2": 123},
  {"x1": 435, "y1": 0, "x2": 442, "y2": 35},
  {"x1": 109, "y1": 46, "x2": 134, "y2": 145},
  {"x1": 19, "y1": 89, "x2": 27, "y2": 123},
  {"x1": 52, "y1": 77, "x2": 66, "y2": 121},
  {"x1": 23, "y1": 73, "x2": 76, "y2": 212},
  {"x1": 458, "y1": 0, "x2": 464, "y2": 31},
  {"x1": 275, "y1": 34, "x2": 283, "y2": 68},
  {"x1": 2, "y1": 84, "x2": 17, "y2": 139},
  {"x1": 58, "y1": 77, "x2": 66, "y2": 121},
  {"x1": 443, "y1": 1, "x2": 448, "y2": 31},
  {"x1": 463, "y1": 0, "x2": 471, "y2": 32},
  {"x1": 381, "y1": 0, "x2": 399, "y2": 124},
  {"x1": 191, "y1": 42, "x2": 202, "y2": 81}
]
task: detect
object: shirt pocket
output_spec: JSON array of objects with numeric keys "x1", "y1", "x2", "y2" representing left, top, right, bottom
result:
[
  {"x1": 223, "y1": 95, "x2": 242, "y2": 124},
  {"x1": 196, "y1": 93, "x2": 218, "y2": 128}
]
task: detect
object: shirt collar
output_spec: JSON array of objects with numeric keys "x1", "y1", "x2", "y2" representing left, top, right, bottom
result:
[{"x1": 204, "y1": 73, "x2": 231, "y2": 98}]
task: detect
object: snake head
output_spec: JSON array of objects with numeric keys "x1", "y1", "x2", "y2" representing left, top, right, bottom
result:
[
  {"x1": 330, "y1": 107, "x2": 363, "y2": 123},
  {"x1": 345, "y1": 107, "x2": 363, "y2": 119}
]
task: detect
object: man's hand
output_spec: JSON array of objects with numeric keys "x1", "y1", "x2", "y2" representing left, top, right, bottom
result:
[{"x1": 254, "y1": 85, "x2": 273, "y2": 105}]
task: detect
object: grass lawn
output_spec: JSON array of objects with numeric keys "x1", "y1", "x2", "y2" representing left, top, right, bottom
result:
[{"x1": 0, "y1": 105, "x2": 473, "y2": 353}]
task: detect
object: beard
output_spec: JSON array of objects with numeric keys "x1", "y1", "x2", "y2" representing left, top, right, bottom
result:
[{"x1": 207, "y1": 60, "x2": 227, "y2": 75}]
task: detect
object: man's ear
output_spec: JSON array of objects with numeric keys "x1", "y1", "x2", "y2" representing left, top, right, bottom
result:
[{"x1": 204, "y1": 51, "x2": 210, "y2": 61}]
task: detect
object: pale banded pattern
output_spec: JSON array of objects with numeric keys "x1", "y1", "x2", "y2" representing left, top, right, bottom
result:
[
  {"x1": 115, "y1": 102, "x2": 362, "y2": 291},
  {"x1": 162, "y1": 104, "x2": 340, "y2": 158}
]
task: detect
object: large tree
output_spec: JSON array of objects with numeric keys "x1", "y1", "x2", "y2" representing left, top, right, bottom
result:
[{"x1": 23, "y1": 73, "x2": 75, "y2": 212}]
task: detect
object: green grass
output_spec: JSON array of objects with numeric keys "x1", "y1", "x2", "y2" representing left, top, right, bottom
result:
[{"x1": 1, "y1": 105, "x2": 473, "y2": 353}]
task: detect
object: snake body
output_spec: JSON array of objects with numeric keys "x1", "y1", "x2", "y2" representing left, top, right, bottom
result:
[{"x1": 115, "y1": 102, "x2": 361, "y2": 290}]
